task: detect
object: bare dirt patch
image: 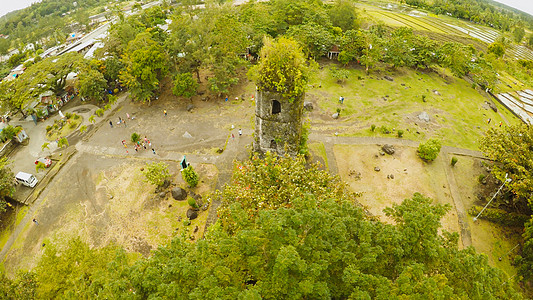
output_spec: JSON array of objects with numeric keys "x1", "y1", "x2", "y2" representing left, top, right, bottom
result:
[{"x1": 334, "y1": 144, "x2": 460, "y2": 234}]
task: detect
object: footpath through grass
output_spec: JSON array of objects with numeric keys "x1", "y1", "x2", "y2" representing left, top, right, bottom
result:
[{"x1": 308, "y1": 63, "x2": 521, "y2": 150}]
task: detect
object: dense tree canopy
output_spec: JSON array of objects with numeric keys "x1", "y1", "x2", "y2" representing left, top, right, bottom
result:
[{"x1": 0, "y1": 154, "x2": 522, "y2": 298}]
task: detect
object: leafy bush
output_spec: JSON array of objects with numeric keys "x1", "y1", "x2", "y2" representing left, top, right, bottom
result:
[
  {"x1": 142, "y1": 162, "x2": 170, "y2": 186},
  {"x1": 417, "y1": 138, "x2": 441, "y2": 161},
  {"x1": 68, "y1": 121, "x2": 77, "y2": 129},
  {"x1": 379, "y1": 125, "x2": 390, "y2": 134},
  {"x1": 89, "y1": 115, "x2": 95, "y2": 123},
  {"x1": 371, "y1": 124, "x2": 376, "y2": 132},
  {"x1": 79, "y1": 125, "x2": 87, "y2": 133},
  {"x1": 182, "y1": 165, "x2": 199, "y2": 188},
  {"x1": 65, "y1": 112, "x2": 72, "y2": 119},
  {"x1": 478, "y1": 174, "x2": 486, "y2": 183},
  {"x1": 451, "y1": 157, "x2": 458, "y2": 166},
  {"x1": 0, "y1": 125, "x2": 17, "y2": 140},
  {"x1": 397, "y1": 130, "x2": 404, "y2": 138},
  {"x1": 46, "y1": 125, "x2": 53, "y2": 132},
  {"x1": 95, "y1": 109, "x2": 104, "y2": 117},
  {"x1": 35, "y1": 162, "x2": 46, "y2": 172},
  {"x1": 57, "y1": 137, "x2": 69, "y2": 148},
  {"x1": 131, "y1": 133, "x2": 141, "y2": 143},
  {"x1": 72, "y1": 113, "x2": 80, "y2": 120},
  {"x1": 188, "y1": 197, "x2": 198, "y2": 209}
]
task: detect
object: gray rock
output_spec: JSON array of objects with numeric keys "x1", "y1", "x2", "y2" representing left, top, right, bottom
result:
[
  {"x1": 304, "y1": 102, "x2": 314, "y2": 110},
  {"x1": 432, "y1": 89, "x2": 441, "y2": 96},
  {"x1": 374, "y1": 167, "x2": 380, "y2": 172},
  {"x1": 379, "y1": 151, "x2": 385, "y2": 156},
  {"x1": 187, "y1": 208, "x2": 198, "y2": 220},
  {"x1": 389, "y1": 174, "x2": 394, "y2": 179},
  {"x1": 186, "y1": 104, "x2": 195, "y2": 112},
  {"x1": 194, "y1": 226, "x2": 199, "y2": 233},
  {"x1": 332, "y1": 112, "x2": 339, "y2": 119},
  {"x1": 488, "y1": 102, "x2": 498, "y2": 112},
  {"x1": 418, "y1": 111, "x2": 430, "y2": 122},
  {"x1": 382, "y1": 144, "x2": 395, "y2": 155},
  {"x1": 159, "y1": 192, "x2": 166, "y2": 198},
  {"x1": 172, "y1": 187, "x2": 187, "y2": 200},
  {"x1": 183, "y1": 131, "x2": 193, "y2": 138},
  {"x1": 201, "y1": 203, "x2": 209, "y2": 211},
  {"x1": 384, "y1": 76, "x2": 394, "y2": 81}
]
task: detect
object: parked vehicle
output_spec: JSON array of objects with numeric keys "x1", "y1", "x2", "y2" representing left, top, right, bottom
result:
[
  {"x1": 35, "y1": 157, "x2": 52, "y2": 167},
  {"x1": 15, "y1": 172, "x2": 38, "y2": 188}
]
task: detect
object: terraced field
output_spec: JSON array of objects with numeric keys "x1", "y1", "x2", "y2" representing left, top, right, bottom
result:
[{"x1": 358, "y1": 2, "x2": 533, "y2": 61}]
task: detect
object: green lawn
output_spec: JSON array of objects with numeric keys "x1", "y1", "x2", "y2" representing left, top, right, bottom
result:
[{"x1": 308, "y1": 63, "x2": 521, "y2": 150}]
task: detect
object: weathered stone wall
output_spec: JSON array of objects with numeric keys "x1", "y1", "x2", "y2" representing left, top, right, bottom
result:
[{"x1": 254, "y1": 89, "x2": 304, "y2": 156}]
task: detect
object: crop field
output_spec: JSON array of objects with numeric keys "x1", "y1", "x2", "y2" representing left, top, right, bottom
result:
[{"x1": 358, "y1": 2, "x2": 533, "y2": 61}]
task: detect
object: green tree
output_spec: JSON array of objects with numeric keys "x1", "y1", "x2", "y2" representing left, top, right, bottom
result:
[
  {"x1": 329, "y1": 66, "x2": 349, "y2": 84},
  {"x1": 249, "y1": 37, "x2": 309, "y2": 101},
  {"x1": 172, "y1": 72, "x2": 198, "y2": 100},
  {"x1": 120, "y1": 32, "x2": 169, "y2": 103},
  {"x1": 417, "y1": 138, "x2": 441, "y2": 161},
  {"x1": 338, "y1": 29, "x2": 367, "y2": 65},
  {"x1": 286, "y1": 22, "x2": 334, "y2": 59},
  {"x1": 0, "y1": 157, "x2": 15, "y2": 213},
  {"x1": 142, "y1": 162, "x2": 171, "y2": 187},
  {"x1": 513, "y1": 26, "x2": 525, "y2": 43},
  {"x1": 327, "y1": 0, "x2": 358, "y2": 32},
  {"x1": 0, "y1": 125, "x2": 18, "y2": 141},
  {"x1": 57, "y1": 137, "x2": 69, "y2": 148},
  {"x1": 77, "y1": 68, "x2": 107, "y2": 102},
  {"x1": 488, "y1": 42, "x2": 505, "y2": 57}
]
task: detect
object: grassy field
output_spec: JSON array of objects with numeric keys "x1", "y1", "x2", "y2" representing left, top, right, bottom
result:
[{"x1": 307, "y1": 62, "x2": 521, "y2": 150}]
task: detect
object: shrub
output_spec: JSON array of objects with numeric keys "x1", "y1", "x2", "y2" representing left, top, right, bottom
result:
[
  {"x1": 108, "y1": 94, "x2": 117, "y2": 105},
  {"x1": 336, "y1": 108, "x2": 341, "y2": 113},
  {"x1": 183, "y1": 219, "x2": 191, "y2": 226},
  {"x1": 379, "y1": 125, "x2": 390, "y2": 134},
  {"x1": 0, "y1": 125, "x2": 17, "y2": 140},
  {"x1": 417, "y1": 138, "x2": 441, "y2": 161},
  {"x1": 72, "y1": 113, "x2": 80, "y2": 120},
  {"x1": 397, "y1": 130, "x2": 404, "y2": 138},
  {"x1": 188, "y1": 197, "x2": 198, "y2": 208},
  {"x1": 478, "y1": 174, "x2": 486, "y2": 183},
  {"x1": 35, "y1": 162, "x2": 46, "y2": 172},
  {"x1": 46, "y1": 125, "x2": 53, "y2": 132},
  {"x1": 142, "y1": 162, "x2": 171, "y2": 186},
  {"x1": 131, "y1": 132, "x2": 141, "y2": 143},
  {"x1": 104, "y1": 104, "x2": 111, "y2": 111},
  {"x1": 182, "y1": 165, "x2": 199, "y2": 188},
  {"x1": 68, "y1": 121, "x2": 77, "y2": 129},
  {"x1": 65, "y1": 112, "x2": 72, "y2": 119},
  {"x1": 95, "y1": 109, "x2": 104, "y2": 117},
  {"x1": 79, "y1": 125, "x2": 87, "y2": 133},
  {"x1": 451, "y1": 157, "x2": 458, "y2": 166},
  {"x1": 371, "y1": 124, "x2": 376, "y2": 132},
  {"x1": 89, "y1": 115, "x2": 95, "y2": 123}
]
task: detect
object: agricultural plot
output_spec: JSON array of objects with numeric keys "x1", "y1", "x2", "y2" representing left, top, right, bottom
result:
[
  {"x1": 360, "y1": 2, "x2": 533, "y2": 61},
  {"x1": 496, "y1": 90, "x2": 533, "y2": 124}
]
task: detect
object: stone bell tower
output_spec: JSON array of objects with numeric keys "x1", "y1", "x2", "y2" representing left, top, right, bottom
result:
[{"x1": 253, "y1": 89, "x2": 304, "y2": 156}]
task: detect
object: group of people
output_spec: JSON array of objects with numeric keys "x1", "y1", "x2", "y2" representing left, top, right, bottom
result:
[{"x1": 121, "y1": 135, "x2": 156, "y2": 155}]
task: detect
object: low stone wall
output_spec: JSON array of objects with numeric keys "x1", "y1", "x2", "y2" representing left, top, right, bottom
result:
[{"x1": 0, "y1": 140, "x2": 18, "y2": 158}]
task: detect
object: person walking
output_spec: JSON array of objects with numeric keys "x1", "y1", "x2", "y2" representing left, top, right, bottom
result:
[
  {"x1": 164, "y1": 109, "x2": 167, "y2": 117},
  {"x1": 109, "y1": 121, "x2": 113, "y2": 128},
  {"x1": 32, "y1": 218, "x2": 39, "y2": 225},
  {"x1": 239, "y1": 129, "x2": 242, "y2": 136},
  {"x1": 126, "y1": 113, "x2": 130, "y2": 119},
  {"x1": 152, "y1": 148, "x2": 156, "y2": 155}
]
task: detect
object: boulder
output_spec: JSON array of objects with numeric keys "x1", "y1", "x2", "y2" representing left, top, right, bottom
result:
[
  {"x1": 304, "y1": 102, "x2": 314, "y2": 110},
  {"x1": 187, "y1": 208, "x2": 198, "y2": 220},
  {"x1": 332, "y1": 112, "x2": 339, "y2": 119},
  {"x1": 384, "y1": 75, "x2": 394, "y2": 81},
  {"x1": 183, "y1": 131, "x2": 193, "y2": 138},
  {"x1": 159, "y1": 192, "x2": 166, "y2": 198},
  {"x1": 196, "y1": 198, "x2": 204, "y2": 208},
  {"x1": 172, "y1": 187, "x2": 187, "y2": 200},
  {"x1": 381, "y1": 144, "x2": 395, "y2": 155},
  {"x1": 374, "y1": 167, "x2": 380, "y2": 172},
  {"x1": 418, "y1": 111, "x2": 430, "y2": 122},
  {"x1": 389, "y1": 174, "x2": 394, "y2": 179},
  {"x1": 186, "y1": 104, "x2": 195, "y2": 112},
  {"x1": 432, "y1": 89, "x2": 441, "y2": 96},
  {"x1": 201, "y1": 203, "x2": 209, "y2": 211}
]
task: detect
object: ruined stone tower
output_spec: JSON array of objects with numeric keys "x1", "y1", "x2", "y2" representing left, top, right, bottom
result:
[{"x1": 253, "y1": 89, "x2": 304, "y2": 156}]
